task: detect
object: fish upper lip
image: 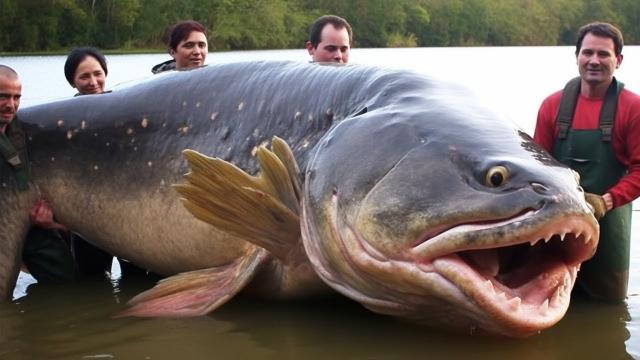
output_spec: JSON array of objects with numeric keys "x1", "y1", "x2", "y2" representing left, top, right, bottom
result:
[
  {"x1": 402, "y1": 204, "x2": 598, "y2": 269},
  {"x1": 410, "y1": 209, "x2": 539, "y2": 253}
]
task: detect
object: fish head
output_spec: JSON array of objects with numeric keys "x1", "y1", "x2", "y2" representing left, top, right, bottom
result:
[{"x1": 301, "y1": 101, "x2": 598, "y2": 337}]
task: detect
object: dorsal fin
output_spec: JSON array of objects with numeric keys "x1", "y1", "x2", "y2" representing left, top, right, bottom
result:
[{"x1": 173, "y1": 137, "x2": 302, "y2": 260}]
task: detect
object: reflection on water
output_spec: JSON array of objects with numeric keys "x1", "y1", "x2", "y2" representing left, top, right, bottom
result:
[
  {"x1": 0, "y1": 279, "x2": 636, "y2": 360},
  {"x1": 1, "y1": 49, "x2": 639, "y2": 359}
]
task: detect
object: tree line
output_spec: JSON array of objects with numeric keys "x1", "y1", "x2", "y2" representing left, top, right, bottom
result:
[{"x1": 0, "y1": 0, "x2": 638, "y2": 53}]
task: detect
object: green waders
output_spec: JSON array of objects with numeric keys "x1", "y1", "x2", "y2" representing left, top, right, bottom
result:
[{"x1": 553, "y1": 77, "x2": 632, "y2": 301}]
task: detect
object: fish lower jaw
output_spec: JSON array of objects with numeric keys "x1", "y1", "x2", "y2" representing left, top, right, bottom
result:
[{"x1": 431, "y1": 254, "x2": 577, "y2": 336}]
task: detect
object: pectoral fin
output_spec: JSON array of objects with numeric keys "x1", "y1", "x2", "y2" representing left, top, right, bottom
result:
[
  {"x1": 174, "y1": 137, "x2": 302, "y2": 260},
  {"x1": 118, "y1": 248, "x2": 269, "y2": 317}
]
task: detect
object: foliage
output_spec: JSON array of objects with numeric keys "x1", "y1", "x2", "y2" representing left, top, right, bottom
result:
[{"x1": 0, "y1": 0, "x2": 638, "y2": 52}]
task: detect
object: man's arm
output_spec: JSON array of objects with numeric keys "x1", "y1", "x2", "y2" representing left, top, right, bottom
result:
[{"x1": 607, "y1": 92, "x2": 640, "y2": 208}]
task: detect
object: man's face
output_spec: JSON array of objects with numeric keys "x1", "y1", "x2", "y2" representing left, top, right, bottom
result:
[
  {"x1": 576, "y1": 33, "x2": 622, "y2": 87},
  {"x1": 0, "y1": 75, "x2": 21, "y2": 125},
  {"x1": 307, "y1": 24, "x2": 350, "y2": 63}
]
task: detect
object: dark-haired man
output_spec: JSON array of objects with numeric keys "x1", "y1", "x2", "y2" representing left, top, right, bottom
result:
[
  {"x1": 152, "y1": 20, "x2": 208, "y2": 74},
  {"x1": 305, "y1": 15, "x2": 352, "y2": 64},
  {"x1": 534, "y1": 22, "x2": 640, "y2": 302}
]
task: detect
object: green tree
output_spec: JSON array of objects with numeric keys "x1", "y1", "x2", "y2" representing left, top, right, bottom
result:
[
  {"x1": 0, "y1": 0, "x2": 638, "y2": 53},
  {"x1": 213, "y1": 0, "x2": 309, "y2": 50}
]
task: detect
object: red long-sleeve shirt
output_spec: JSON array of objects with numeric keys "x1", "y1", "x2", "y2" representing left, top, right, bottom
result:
[{"x1": 533, "y1": 88, "x2": 640, "y2": 208}]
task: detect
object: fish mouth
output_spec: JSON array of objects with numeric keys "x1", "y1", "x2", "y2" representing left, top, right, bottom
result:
[
  {"x1": 422, "y1": 212, "x2": 596, "y2": 335},
  {"x1": 343, "y1": 207, "x2": 598, "y2": 336}
]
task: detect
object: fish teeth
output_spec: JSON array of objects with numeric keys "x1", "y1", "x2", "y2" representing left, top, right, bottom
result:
[
  {"x1": 540, "y1": 299, "x2": 549, "y2": 315},
  {"x1": 496, "y1": 291, "x2": 507, "y2": 302},
  {"x1": 484, "y1": 280, "x2": 495, "y2": 294},
  {"x1": 550, "y1": 287, "x2": 562, "y2": 307},
  {"x1": 559, "y1": 233, "x2": 566, "y2": 241},
  {"x1": 530, "y1": 238, "x2": 541, "y2": 246},
  {"x1": 508, "y1": 297, "x2": 522, "y2": 311},
  {"x1": 544, "y1": 234, "x2": 553, "y2": 243},
  {"x1": 569, "y1": 267, "x2": 577, "y2": 278}
]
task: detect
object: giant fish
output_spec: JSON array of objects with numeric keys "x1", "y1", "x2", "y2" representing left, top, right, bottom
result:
[{"x1": 2, "y1": 61, "x2": 598, "y2": 337}]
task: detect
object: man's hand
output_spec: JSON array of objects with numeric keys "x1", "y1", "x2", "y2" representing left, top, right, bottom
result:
[
  {"x1": 30, "y1": 200, "x2": 68, "y2": 231},
  {"x1": 585, "y1": 192, "x2": 607, "y2": 220}
]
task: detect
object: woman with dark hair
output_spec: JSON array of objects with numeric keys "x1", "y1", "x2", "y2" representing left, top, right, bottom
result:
[
  {"x1": 152, "y1": 20, "x2": 208, "y2": 74},
  {"x1": 23, "y1": 47, "x2": 118, "y2": 282},
  {"x1": 64, "y1": 47, "x2": 108, "y2": 95}
]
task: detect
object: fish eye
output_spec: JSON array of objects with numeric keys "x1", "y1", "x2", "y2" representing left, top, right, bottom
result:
[{"x1": 485, "y1": 166, "x2": 509, "y2": 187}]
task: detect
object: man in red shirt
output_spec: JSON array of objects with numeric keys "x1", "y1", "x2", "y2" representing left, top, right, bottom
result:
[{"x1": 534, "y1": 22, "x2": 640, "y2": 301}]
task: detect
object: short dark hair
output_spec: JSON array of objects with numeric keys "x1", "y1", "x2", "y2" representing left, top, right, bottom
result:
[
  {"x1": 168, "y1": 20, "x2": 208, "y2": 51},
  {"x1": 307, "y1": 15, "x2": 352, "y2": 48},
  {"x1": 575, "y1": 22, "x2": 624, "y2": 57},
  {"x1": 64, "y1": 47, "x2": 108, "y2": 86}
]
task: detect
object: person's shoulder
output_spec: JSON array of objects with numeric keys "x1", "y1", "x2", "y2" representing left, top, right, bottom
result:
[
  {"x1": 151, "y1": 59, "x2": 176, "y2": 74},
  {"x1": 618, "y1": 88, "x2": 640, "y2": 121},
  {"x1": 620, "y1": 87, "x2": 640, "y2": 103},
  {"x1": 540, "y1": 89, "x2": 563, "y2": 107}
]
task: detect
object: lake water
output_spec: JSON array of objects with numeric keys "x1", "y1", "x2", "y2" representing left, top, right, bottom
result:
[{"x1": 0, "y1": 47, "x2": 639, "y2": 359}]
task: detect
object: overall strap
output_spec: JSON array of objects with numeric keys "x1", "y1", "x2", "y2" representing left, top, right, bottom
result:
[
  {"x1": 556, "y1": 77, "x2": 624, "y2": 141},
  {"x1": 599, "y1": 77, "x2": 624, "y2": 142},
  {"x1": 556, "y1": 77, "x2": 581, "y2": 139},
  {"x1": 0, "y1": 122, "x2": 29, "y2": 191}
]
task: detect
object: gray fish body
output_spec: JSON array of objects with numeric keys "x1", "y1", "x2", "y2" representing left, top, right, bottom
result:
[
  {"x1": 13, "y1": 61, "x2": 372, "y2": 276},
  {"x1": 4, "y1": 61, "x2": 597, "y2": 336}
]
